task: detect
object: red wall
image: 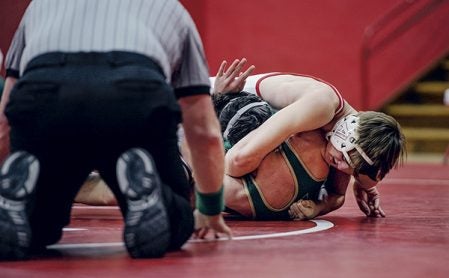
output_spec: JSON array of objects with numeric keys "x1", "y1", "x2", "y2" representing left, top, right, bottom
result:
[
  {"x1": 182, "y1": 0, "x2": 449, "y2": 109},
  {"x1": 0, "y1": 0, "x2": 30, "y2": 76},
  {"x1": 363, "y1": 0, "x2": 449, "y2": 109},
  {"x1": 2, "y1": 1, "x2": 449, "y2": 109}
]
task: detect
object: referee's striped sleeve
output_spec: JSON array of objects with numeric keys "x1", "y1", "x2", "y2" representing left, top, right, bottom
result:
[
  {"x1": 5, "y1": 16, "x2": 27, "y2": 78},
  {"x1": 171, "y1": 12, "x2": 211, "y2": 98}
]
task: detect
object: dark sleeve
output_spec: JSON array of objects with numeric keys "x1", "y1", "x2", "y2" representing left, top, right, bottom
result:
[{"x1": 174, "y1": 85, "x2": 211, "y2": 99}]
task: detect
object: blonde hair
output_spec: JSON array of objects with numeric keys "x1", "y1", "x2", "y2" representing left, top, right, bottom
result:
[{"x1": 349, "y1": 111, "x2": 406, "y2": 181}]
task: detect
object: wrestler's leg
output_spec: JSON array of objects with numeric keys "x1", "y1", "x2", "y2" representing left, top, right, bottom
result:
[
  {"x1": 75, "y1": 130, "x2": 193, "y2": 207},
  {"x1": 223, "y1": 175, "x2": 253, "y2": 218},
  {"x1": 74, "y1": 171, "x2": 117, "y2": 206}
]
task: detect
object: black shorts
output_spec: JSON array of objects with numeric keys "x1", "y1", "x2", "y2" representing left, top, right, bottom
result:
[{"x1": 6, "y1": 51, "x2": 193, "y2": 249}]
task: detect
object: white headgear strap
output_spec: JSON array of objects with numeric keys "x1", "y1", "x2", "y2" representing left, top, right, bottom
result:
[
  {"x1": 326, "y1": 114, "x2": 374, "y2": 166},
  {"x1": 223, "y1": 101, "x2": 268, "y2": 140}
]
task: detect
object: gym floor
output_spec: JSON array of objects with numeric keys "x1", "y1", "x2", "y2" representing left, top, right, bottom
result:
[{"x1": 1, "y1": 160, "x2": 448, "y2": 278}]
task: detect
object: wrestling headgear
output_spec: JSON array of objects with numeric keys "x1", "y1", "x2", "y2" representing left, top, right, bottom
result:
[
  {"x1": 326, "y1": 114, "x2": 374, "y2": 167},
  {"x1": 222, "y1": 101, "x2": 269, "y2": 140}
]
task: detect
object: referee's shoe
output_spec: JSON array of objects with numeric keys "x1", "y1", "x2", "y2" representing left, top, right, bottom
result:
[
  {"x1": 117, "y1": 148, "x2": 170, "y2": 258},
  {"x1": 0, "y1": 151, "x2": 39, "y2": 260}
]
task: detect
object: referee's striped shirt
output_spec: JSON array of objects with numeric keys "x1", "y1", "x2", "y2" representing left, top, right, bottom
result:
[{"x1": 5, "y1": 0, "x2": 210, "y2": 97}]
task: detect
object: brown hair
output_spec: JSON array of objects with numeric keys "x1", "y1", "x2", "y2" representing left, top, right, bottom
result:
[{"x1": 349, "y1": 111, "x2": 406, "y2": 181}]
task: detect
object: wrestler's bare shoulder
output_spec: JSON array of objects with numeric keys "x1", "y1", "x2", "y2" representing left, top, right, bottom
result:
[
  {"x1": 260, "y1": 73, "x2": 329, "y2": 91},
  {"x1": 258, "y1": 74, "x2": 340, "y2": 109}
]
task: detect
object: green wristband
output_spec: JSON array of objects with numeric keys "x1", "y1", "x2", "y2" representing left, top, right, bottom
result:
[{"x1": 195, "y1": 186, "x2": 225, "y2": 216}]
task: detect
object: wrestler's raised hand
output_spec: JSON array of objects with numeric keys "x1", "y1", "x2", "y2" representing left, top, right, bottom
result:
[
  {"x1": 211, "y1": 58, "x2": 255, "y2": 94},
  {"x1": 193, "y1": 209, "x2": 232, "y2": 240},
  {"x1": 288, "y1": 199, "x2": 319, "y2": 220},
  {"x1": 353, "y1": 183, "x2": 385, "y2": 218}
]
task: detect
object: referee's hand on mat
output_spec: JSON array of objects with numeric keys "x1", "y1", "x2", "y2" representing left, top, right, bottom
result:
[{"x1": 193, "y1": 209, "x2": 232, "y2": 240}]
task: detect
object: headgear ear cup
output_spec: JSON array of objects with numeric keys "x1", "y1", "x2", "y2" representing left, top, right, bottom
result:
[
  {"x1": 223, "y1": 101, "x2": 268, "y2": 140},
  {"x1": 327, "y1": 115, "x2": 374, "y2": 166},
  {"x1": 218, "y1": 93, "x2": 272, "y2": 147}
]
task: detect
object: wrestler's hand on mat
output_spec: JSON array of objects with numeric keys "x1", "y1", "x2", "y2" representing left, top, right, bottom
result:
[
  {"x1": 288, "y1": 199, "x2": 319, "y2": 220},
  {"x1": 193, "y1": 209, "x2": 232, "y2": 240},
  {"x1": 353, "y1": 184, "x2": 385, "y2": 218},
  {"x1": 212, "y1": 58, "x2": 255, "y2": 94}
]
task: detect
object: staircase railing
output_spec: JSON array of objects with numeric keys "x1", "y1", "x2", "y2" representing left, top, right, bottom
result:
[{"x1": 360, "y1": 0, "x2": 445, "y2": 110}]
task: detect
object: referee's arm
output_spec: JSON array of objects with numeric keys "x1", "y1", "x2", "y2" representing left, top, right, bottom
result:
[{"x1": 0, "y1": 76, "x2": 16, "y2": 163}]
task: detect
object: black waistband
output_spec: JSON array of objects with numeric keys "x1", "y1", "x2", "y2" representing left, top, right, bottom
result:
[{"x1": 24, "y1": 51, "x2": 164, "y2": 77}]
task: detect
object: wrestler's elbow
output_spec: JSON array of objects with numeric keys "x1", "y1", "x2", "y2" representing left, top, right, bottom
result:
[{"x1": 225, "y1": 149, "x2": 258, "y2": 177}]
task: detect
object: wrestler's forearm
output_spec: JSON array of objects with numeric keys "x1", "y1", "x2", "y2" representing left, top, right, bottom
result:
[
  {"x1": 225, "y1": 115, "x2": 289, "y2": 177},
  {"x1": 316, "y1": 194, "x2": 345, "y2": 216},
  {"x1": 354, "y1": 174, "x2": 378, "y2": 189}
]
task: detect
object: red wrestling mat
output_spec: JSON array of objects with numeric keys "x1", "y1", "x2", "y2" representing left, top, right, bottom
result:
[{"x1": 1, "y1": 163, "x2": 448, "y2": 278}]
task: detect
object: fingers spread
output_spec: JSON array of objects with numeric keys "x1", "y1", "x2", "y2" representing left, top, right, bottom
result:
[
  {"x1": 209, "y1": 218, "x2": 232, "y2": 239},
  {"x1": 218, "y1": 225, "x2": 232, "y2": 239},
  {"x1": 197, "y1": 227, "x2": 209, "y2": 239},
  {"x1": 379, "y1": 207, "x2": 386, "y2": 217},
  {"x1": 224, "y1": 59, "x2": 240, "y2": 79},
  {"x1": 357, "y1": 199, "x2": 371, "y2": 216},
  {"x1": 237, "y1": 64, "x2": 255, "y2": 82},
  {"x1": 217, "y1": 60, "x2": 227, "y2": 76}
]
